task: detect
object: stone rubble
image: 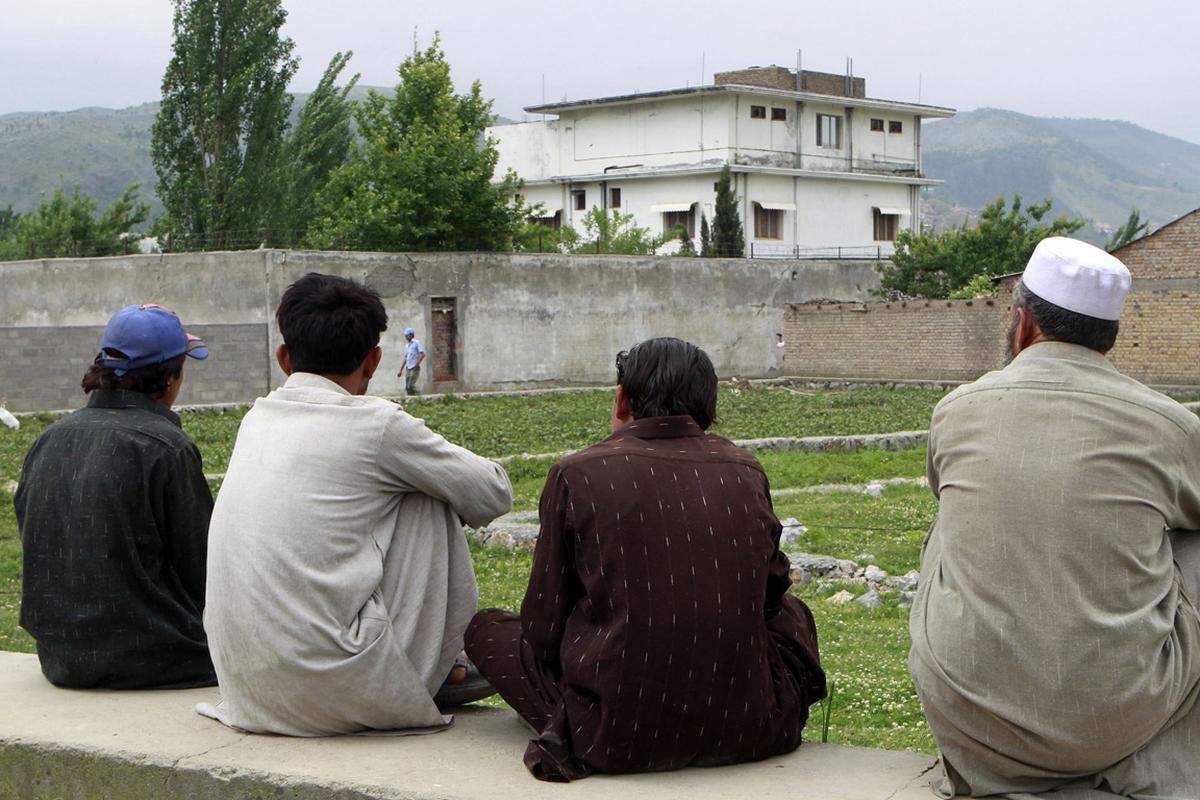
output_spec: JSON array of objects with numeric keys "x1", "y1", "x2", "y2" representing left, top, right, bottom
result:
[
  {"x1": 854, "y1": 589, "x2": 883, "y2": 609},
  {"x1": 826, "y1": 590, "x2": 855, "y2": 605}
]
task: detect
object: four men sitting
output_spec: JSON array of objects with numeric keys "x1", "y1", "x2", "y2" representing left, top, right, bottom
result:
[{"x1": 11, "y1": 239, "x2": 1199, "y2": 795}]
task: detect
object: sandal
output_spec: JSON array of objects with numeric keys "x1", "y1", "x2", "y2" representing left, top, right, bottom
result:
[{"x1": 433, "y1": 654, "x2": 496, "y2": 707}]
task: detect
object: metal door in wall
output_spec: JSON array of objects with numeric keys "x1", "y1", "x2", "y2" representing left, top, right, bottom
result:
[{"x1": 430, "y1": 297, "x2": 458, "y2": 382}]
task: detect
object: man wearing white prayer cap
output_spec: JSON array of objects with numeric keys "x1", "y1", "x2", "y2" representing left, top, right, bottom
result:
[{"x1": 909, "y1": 237, "x2": 1200, "y2": 798}]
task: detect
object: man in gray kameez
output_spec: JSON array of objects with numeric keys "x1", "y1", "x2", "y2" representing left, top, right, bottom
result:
[
  {"x1": 910, "y1": 237, "x2": 1200, "y2": 799},
  {"x1": 200, "y1": 273, "x2": 512, "y2": 736}
]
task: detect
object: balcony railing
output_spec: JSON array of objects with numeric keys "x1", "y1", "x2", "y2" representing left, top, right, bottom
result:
[{"x1": 748, "y1": 243, "x2": 893, "y2": 260}]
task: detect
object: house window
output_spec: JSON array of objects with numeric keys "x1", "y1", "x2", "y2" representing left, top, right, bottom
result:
[
  {"x1": 889, "y1": 120, "x2": 903, "y2": 134},
  {"x1": 663, "y1": 209, "x2": 695, "y2": 237},
  {"x1": 754, "y1": 204, "x2": 784, "y2": 240},
  {"x1": 873, "y1": 209, "x2": 900, "y2": 241},
  {"x1": 771, "y1": 107, "x2": 787, "y2": 121},
  {"x1": 609, "y1": 187, "x2": 621, "y2": 208},
  {"x1": 571, "y1": 189, "x2": 586, "y2": 211},
  {"x1": 430, "y1": 297, "x2": 459, "y2": 382},
  {"x1": 750, "y1": 105, "x2": 766, "y2": 119},
  {"x1": 870, "y1": 118, "x2": 884, "y2": 132},
  {"x1": 816, "y1": 114, "x2": 842, "y2": 148}
]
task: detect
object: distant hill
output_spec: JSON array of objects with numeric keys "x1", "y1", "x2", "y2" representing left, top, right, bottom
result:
[
  {"x1": 0, "y1": 86, "x2": 516, "y2": 216},
  {"x1": 921, "y1": 108, "x2": 1200, "y2": 239},
  {"x1": 1, "y1": 96, "x2": 1196, "y2": 238}
]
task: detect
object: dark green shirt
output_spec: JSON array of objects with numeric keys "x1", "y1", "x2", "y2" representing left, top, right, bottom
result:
[{"x1": 14, "y1": 390, "x2": 215, "y2": 688}]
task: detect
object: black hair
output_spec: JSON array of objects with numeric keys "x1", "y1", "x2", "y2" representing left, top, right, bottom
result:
[
  {"x1": 616, "y1": 337, "x2": 719, "y2": 430},
  {"x1": 81, "y1": 354, "x2": 186, "y2": 398},
  {"x1": 1012, "y1": 281, "x2": 1119, "y2": 354},
  {"x1": 276, "y1": 273, "x2": 388, "y2": 375}
]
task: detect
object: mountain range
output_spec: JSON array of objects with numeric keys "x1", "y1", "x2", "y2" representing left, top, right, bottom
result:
[{"x1": 1, "y1": 95, "x2": 1197, "y2": 238}]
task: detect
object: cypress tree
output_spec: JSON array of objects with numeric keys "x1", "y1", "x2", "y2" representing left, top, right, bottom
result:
[
  {"x1": 699, "y1": 213, "x2": 711, "y2": 257},
  {"x1": 710, "y1": 165, "x2": 744, "y2": 257}
]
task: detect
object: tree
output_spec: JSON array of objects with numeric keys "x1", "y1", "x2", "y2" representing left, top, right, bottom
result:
[
  {"x1": 674, "y1": 225, "x2": 696, "y2": 256},
  {"x1": 876, "y1": 195, "x2": 1085, "y2": 298},
  {"x1": 710, "y1": 165, "x2": 744, "y2": 257},
  {"x1": 270, "y1": 51, "x2": 359, "y2": 245},
  {"x1": 1106, "y1": 208, "x2": 1150, "y2": 252},
  {"x1": 0, "y1": 185, "x2": 149, "y2": 260},
  {"x1": 152, "y1": 0, "x2": 298, "y2": 250},
  {"x1": 306, "y1": 35, "x2": 526, "y2": 252},
  {"x1": 566, "y1": 207, "x2": 664, "y2": 255},
  {"x1": 699, "y1": 213, "x2": 711, "y2": 257}
]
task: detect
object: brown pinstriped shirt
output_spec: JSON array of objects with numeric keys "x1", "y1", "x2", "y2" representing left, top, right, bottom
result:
[{"x1": 521, "y1": 415, "x2": 826, "y2": 777}]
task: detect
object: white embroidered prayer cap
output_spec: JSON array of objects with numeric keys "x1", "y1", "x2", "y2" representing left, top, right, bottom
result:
[{"x1": 1022, "y1": 237, "x2": 1131, "y2": 321}]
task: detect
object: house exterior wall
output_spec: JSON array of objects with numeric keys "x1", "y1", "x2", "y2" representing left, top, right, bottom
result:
[{"x1": 491, "y1": 81, "x2": 934, "y2": 255}]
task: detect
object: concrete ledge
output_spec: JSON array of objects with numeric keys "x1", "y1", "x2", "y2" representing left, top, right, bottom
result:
[{"x1": 0, "y1": 652, "x2": 937, "y2": 799}]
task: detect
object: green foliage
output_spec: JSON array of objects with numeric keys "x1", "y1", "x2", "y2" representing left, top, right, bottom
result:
[
  {"x1": 711, "y1": 165, "x2": 745, "y2": 257},
  {"x1": 946, "y1": 272, "x2": 998, "y2": 299},
  {"x1": 513, "y1": 218, "x2": 575, "y2": 253},
  {"x1": 563, "y1": 207, "x2": 664, "y2": 255},
  {"x1": 306, "y1": 35, "x2": 526, "y2": 252},
  {"x1": 877, "y1": 195, "x2": 1085, "y2": 298},
  {"x1": 270, "y1": 52, "x2": 359, "y2": 246},
  {"x1": 699, "y1": 213, "x2": 711, "y2": 257},
  {"x1": 151, "y1": 0, "x2": 298, "y2": 250},
  {"x1": 0, "y1": 185, "x2": 149, "y2": 260},
  {"x1": 674, "y1": 225, "x2": 696, "y2": 256},
  {"x1": 1106, "y1": 207, "x2": 1150, "y2": 252},
  {"x1": 0, "y1": 207, "x2": 19, "y2": 241}
]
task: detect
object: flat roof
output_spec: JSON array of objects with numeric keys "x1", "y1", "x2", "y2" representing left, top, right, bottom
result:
[{"x1": 524, "y1": 83, "x2": 955, "y2": 118}]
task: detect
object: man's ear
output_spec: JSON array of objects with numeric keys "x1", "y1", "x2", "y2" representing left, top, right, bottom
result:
[
  {"x1": 276, "y1": 344, "x2": 293, "y2": 376},
  {"x1": 614, "y1": 384, "x2": 634, "y2": 422},
  {"x1": 361, "y1": 345, "x2": 383, "y2": 380},
  {"x1": 1013, "y1": 306, "x2": 1043, "y2": 355}
]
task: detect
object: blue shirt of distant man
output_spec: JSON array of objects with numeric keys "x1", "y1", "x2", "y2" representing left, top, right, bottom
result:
[{"x1": 399, "y1": 327, "x2": 426, "y2": 395}]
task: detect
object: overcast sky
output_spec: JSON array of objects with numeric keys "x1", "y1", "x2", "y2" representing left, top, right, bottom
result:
[{"x1": 3, "y1": 0, "x2": 1198, "y2": 143}]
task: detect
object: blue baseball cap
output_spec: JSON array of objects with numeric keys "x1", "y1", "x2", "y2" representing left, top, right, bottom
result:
[
  {"x1": 404, "y1": 327, "x2": 416, "y2": 336},
  {"x1": 96, "y1": 304, "x2": 209, "y2": 376}
]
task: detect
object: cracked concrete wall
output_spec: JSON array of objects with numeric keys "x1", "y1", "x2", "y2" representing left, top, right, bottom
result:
[{"x1": 0, "y1": 250, "x2": 880, "y2": 411}]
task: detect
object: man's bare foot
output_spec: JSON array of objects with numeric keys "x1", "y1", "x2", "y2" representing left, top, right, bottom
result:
[{"x1": 446, "y1": 664, "x2": 468, "y2": 685}]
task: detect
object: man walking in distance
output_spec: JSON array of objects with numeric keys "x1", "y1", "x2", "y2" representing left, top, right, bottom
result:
[
  {"x1": 399, "y1": 327, "x2": 425, "y2": 395},
  {"x1": 910, "y1": 237, "x2": 1200, "y2": 798},
  {"x1": 16, "y1": 304, "x2": 216, "y2": 689}
]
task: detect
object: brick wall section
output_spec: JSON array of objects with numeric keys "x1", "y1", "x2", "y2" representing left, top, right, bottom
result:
[
  {"x1": 1111, "y1": 209, "x2": 1200, "y2": 279},
  {"x1": 784, "y1": 299, "x2": 1009, "y2": 381},
  {"x1": 714, "y1": 67, "x2": 865, "y2": 98},
  {"x1": 785, "y1": 235, "x2": 1200, "y2": 387},
  {"x1": 0, "y1": 323, "x2": 268, "y2": 412}
]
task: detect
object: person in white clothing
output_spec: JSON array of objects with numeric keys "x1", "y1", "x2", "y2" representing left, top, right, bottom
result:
[{"x1": 200, "y1": 272, "x2": 512, "y2": 736}]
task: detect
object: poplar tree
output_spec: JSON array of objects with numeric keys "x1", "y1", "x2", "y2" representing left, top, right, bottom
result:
[
  {"x1": 151, "y1": 0, "x2": 298, "y2": 250},
  {"x1": 710, "y1": 166, "x2": 745, "y2": 257},
  {"x1": 271, "y1": 51, "x2": 359, "y2": 245}
]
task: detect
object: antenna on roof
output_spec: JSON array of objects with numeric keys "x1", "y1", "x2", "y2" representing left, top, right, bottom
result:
[
  {"x1": 541, "y1": 73, "x2": 546, "y2": 121},
  {"x1": 918, "y1": 72, "x2": 923, "y2": 103},
  {"x1": 701, "y1": 51, "x2": 706, "y2": 86},
  {"x1": 796, "y1": 49, "x2": 802, "y2": 91}
]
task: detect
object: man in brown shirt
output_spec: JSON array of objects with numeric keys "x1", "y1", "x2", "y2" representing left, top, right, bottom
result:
[{"x1": 466, "y1": 337, "x2": 826, "y2": 781}]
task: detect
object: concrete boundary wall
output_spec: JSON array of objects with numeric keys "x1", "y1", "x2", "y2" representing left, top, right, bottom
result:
[{"x1": 0, "y1": 250, "x2": 881, "y2": 412}]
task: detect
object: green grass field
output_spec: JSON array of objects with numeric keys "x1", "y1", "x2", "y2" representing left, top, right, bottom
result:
[{"x1": 0, "y1": 386, "x2": 941, "y2": 754}]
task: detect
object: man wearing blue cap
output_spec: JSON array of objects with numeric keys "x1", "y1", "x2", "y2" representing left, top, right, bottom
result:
[
  {"x1": 399, "y1": 327, "x2": 425, "y2": 395},
  {"x1": 15, "y1": 304, "x2": 217, "y2": 689}
]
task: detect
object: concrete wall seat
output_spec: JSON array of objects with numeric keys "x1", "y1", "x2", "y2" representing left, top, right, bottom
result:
[{"x1": 0, "y1": 652, "x2": 937, "y2": 799}]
